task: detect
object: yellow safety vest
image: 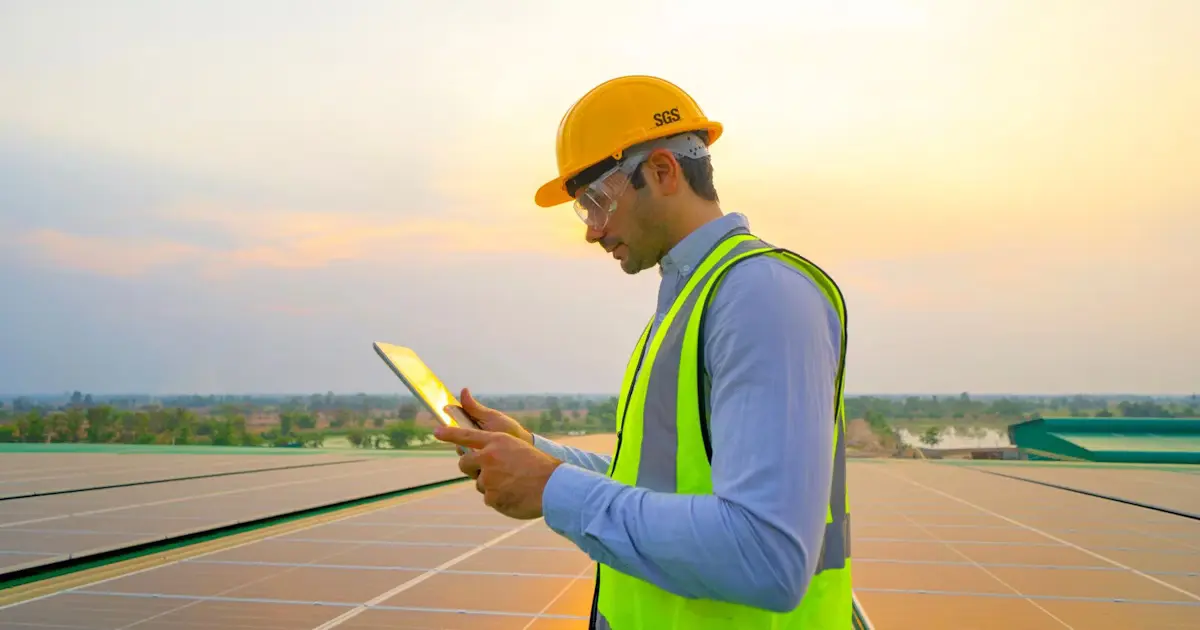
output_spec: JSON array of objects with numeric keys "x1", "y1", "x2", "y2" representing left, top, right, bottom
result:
[{"x1": 590, "y1": 231, "x2": 853, "y2": 629}]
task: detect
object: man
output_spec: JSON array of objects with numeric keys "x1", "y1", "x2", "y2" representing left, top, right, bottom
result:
[{"x1": 434, "y1": 75, "x2": 852, "y2": 629}]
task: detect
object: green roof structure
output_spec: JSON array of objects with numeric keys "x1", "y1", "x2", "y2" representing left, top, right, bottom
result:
[{"x1": 1007, "y1": 417, "x2": 1200, "y2": 464}]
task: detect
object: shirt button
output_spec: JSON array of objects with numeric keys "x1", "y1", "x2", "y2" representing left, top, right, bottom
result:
[{"x1": 681, "y1": 264, "x2": 692, "y2": 274}]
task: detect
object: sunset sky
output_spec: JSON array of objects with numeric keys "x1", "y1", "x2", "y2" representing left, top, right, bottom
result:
[{"x1": 2, "y1": 0, "x2": 1196, "y2": 397}]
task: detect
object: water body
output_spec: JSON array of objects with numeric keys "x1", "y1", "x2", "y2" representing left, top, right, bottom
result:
[{"x1": 898, "y1": 427, "x2": 1012, "y2": 449}]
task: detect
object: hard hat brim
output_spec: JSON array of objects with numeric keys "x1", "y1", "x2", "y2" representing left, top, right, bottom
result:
[
  {"x1": 533, "y1": 122, "x2": 723, "y2": 209},
  {"x1": 534, "y1": 177, "x2": 572, "y2": 208}
]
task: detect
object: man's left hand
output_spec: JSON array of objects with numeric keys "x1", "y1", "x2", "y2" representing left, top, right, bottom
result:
[{"x1": 434, "y1": 424, "x2": 563, "y2": 520}]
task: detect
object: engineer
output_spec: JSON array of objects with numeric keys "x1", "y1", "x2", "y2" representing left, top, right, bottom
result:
[{"x1": 434, "y1": 74, "x2": 853, "y2": 630}]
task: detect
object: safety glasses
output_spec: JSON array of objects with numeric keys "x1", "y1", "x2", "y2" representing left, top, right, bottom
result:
[{"x1": 571, "y1": 152, "x2": 647, "y2": 231}]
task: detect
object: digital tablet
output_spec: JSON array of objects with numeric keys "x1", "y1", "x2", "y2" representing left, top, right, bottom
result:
[{"x1": 372, "y1": 341, "x2": 481, "y2": 431}]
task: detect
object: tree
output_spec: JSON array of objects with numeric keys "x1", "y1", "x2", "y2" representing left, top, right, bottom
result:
[
  {"x1": 538, "y1": 411, "x2": 555, "y2": 434},
  {"x1": 384, "y1": 420, "x2": 427, "y2": 449},
  {"x1": 86, "y1": 406, "x2": 117, "y2": 443},
  {"x1": 280, "y1": 412, "x2": 295, "y2": 437},
  {"x1": 299, "y1": 431, "x2": 325, "y2": 448},
  {"x1": 18, "y1": 410, "x2": 47, "y2": 442},
  {"x1": 919, "y1": 426, "x2": 942, "y2": 448},
  {"x1": 295, "y1": 413, "x2": 317, "y2": 430}
]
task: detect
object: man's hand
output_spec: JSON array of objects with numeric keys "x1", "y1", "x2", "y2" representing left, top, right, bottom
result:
[
  {"x1": 453, "y1": 388, "x2": 534, "y2": 445},
  {"x1": 434, "y1": 424, "x2": 562, "y2": 520}
]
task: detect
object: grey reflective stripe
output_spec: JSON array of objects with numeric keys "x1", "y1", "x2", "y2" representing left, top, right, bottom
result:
[
  {"x1": 636, "y1": 237, "x2": 769, "y2": 491},
  {"x1": 816, "y1": 416, "x2": 850, "y2": 572},
  {"x1": 595, "y1": 611, "x2": 612, "y2": 630}
]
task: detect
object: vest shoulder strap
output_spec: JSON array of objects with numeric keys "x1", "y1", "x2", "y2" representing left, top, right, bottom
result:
[{"x1": 695, "y1": 243, "x2": 848, "y2": 463}]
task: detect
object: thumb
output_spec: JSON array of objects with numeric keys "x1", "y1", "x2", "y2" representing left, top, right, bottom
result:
[{"x1": 461, "y1": 388, "x2": 497, "y2": 420}]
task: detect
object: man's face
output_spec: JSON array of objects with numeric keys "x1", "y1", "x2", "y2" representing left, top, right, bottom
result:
[
  {"x1": 582, "y1": 165, "x2": 659, "y2": 275},
  {"x1": 577, "y1": 151, "x2": 683, "y2": 275}
]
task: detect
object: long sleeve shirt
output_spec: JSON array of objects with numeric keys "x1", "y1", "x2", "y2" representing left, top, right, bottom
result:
[{"x1": 535, "y1": 212, "x2": 842, "y2": 613}]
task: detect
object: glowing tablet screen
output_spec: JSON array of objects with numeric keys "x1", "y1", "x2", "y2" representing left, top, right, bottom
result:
[{"x1": 372, "y1": 342, "x2": 470, "y2": 428}]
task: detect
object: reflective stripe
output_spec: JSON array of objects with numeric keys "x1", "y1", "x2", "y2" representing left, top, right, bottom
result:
[
  {"x1": 595, "y1": 613, "x2": 612, "y2": 630},
  {"x1": 818, "y1": 416, "x2": 850, "y2": 571},
  {"x1": 636, "y1": 236, "x2": 767, "y2": 492}
]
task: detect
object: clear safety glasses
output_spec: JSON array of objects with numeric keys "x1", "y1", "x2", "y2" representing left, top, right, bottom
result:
[
  {"x1": 571, "y1": 152, "x2": 647, "y2": 231},
  {"x1": 568, "y1": 132, "x2": 713, "y2": 231}
]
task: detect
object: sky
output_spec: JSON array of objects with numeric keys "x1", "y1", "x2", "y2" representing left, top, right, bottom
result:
[{"x1": 1, "y1": 0, "x2": 1197, "y2": 397}]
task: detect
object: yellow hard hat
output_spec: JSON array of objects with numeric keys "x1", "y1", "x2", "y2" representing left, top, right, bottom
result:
[{"x1": 534, "y1": 75, "x2": 723, "y2": 208}]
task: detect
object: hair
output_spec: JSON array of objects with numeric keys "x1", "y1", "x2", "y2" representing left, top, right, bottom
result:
[
  {"x1": 629, "y1": 131, "x2": 719, "y2": 202},
  {"x1": 564, "y1": 131, "x2": 720, "y2": 202}
]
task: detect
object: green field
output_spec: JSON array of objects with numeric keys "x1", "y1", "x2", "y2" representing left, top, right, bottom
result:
[{"x1": 0, "y1": 441, "x2": 457, "y2": 457}]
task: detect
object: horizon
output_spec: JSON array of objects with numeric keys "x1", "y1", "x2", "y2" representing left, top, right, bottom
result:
[
  {"x1": 4, "y1": 390, "x2": 1196, "y2": 400},
  {"x1": 2, "y1": 1, "x2": 1197, "y2": 396}
]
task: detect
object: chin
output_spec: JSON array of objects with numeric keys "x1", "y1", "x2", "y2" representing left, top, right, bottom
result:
[{"x1": 619, "y1": 257, "x2": 646, "y2": 275}]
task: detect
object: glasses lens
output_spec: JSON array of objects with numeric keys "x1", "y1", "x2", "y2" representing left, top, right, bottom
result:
[
  {"x1": 574, "y1": 187, "x2": 611, "y2": 229},
  {"x1": 571, "y1": 157, "x2": 641, "y2": 229}
]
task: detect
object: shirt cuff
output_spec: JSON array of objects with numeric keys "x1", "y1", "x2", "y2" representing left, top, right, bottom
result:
[
  {"x1": 532, "y1": 433, "x2": 569, "y2": 460},
  {"x1": 541, "y1": 462, "x2": 604, "y2": 540}
]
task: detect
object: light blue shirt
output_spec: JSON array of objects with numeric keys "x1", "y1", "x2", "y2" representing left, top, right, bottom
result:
[{"x1": 535, "y1": 212, "x2": 841, "y2": 613}]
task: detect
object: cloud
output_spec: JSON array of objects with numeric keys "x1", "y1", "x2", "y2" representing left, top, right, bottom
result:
[
  {"x1": 16, "y1": 229, "x2": 208, "y2": 277},
  {"x1": 12, "y1": 201, "x2": 588, "y2": 279},
  {"x1": 0, "y1": 130, "x2": 590, "y2": 279}
]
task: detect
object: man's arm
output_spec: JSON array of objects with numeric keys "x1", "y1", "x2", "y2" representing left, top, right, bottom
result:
[
  {"x1": 532, "y1": 434, "x2": 612, "y2": 475},
  {"x1": 540, "y1": 257, "x2": 840, "y2": 612}
]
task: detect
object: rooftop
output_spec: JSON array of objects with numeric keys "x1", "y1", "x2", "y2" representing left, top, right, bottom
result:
[{"x1": 2, "y1": 436, "x2": 1197, "y2": 628}]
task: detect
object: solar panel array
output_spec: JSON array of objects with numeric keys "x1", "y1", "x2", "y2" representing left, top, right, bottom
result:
[
  {"x1": 2, "y1": 440, "x2": 1198, "y2": 629},
  {"x1": 0, "y1": 454, "x2": 464, "y2": 578},
  {"x1": 2, "y1": 483, "x2": 595, "y2": 630},
  {"x1": 850, "y1": 459, "x2": 1200, "y2": 629}
]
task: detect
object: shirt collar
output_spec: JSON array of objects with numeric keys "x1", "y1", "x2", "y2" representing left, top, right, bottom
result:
[{"x1": 659, "y1": 212, "x2": 751, "y2": 277}]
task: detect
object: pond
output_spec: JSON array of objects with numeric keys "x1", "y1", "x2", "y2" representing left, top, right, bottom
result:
[{"x1": 897, "y1": 426, "x2": 1012, "y2": 449}]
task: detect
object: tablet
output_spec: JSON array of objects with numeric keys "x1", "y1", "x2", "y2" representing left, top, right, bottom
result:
[{"x1": 372, "y1": 341, "x2": 481, "y2": 430}]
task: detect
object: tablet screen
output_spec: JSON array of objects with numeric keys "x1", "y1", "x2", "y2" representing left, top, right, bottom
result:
[{"x1": 373, "y1": 342, "x2": 468, "y2": 428}]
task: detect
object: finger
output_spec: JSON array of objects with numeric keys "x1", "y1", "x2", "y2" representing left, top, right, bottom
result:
[
  {"x1": 461, "y1": 387, "x2": 482, "y2": 411},
  {"x1": 461, "y1": 388, "x2": 498, "y2": 420},
  {"x1": 476, "y1": 469, "x2": 496, "y2": 505},
  {"x1": 482, "y1": 487, "x2": 500, "y2": 510},
  {"x1": 433, "y1": 424, "x2": 494, "y2": 449},
  {"x1": 458, "y1": 452, "x2": 481, "y2": 478}
]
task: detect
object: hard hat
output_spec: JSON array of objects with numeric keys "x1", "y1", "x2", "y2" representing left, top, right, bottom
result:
[{"x1": 534, "y1": 75, "x2": 723, "y2": 208}]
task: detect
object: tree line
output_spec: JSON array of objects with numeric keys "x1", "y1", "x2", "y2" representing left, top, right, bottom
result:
[
  {"x1": 0, "y1": 392, "x2": 1192, "y2": 447},
  {"x1": 847, "y1": 393, "x2": 1196, "y2": 423},
  {"x1": 0, "y1": 404, "x2": 430, "y2": 448},
  {"x1": 4, "y1": 391, "x2": 616, "y2": 414},
  {"x1": 0, "y1": 394, "x2": 622, "y2": 447}
]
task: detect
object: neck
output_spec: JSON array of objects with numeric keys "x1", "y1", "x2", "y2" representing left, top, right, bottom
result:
[{"x1": 661, "y1": 200, "x2": 723, "y2": 253}]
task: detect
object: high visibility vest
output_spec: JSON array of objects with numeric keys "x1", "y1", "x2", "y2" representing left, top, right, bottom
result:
[{"x1": 590, "y1": 231, "x2": 853, "y2": 630}]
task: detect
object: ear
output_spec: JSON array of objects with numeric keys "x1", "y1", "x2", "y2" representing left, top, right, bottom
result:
[{"x1": 641, "y1": 149, "x2": 682, "y2": 197}]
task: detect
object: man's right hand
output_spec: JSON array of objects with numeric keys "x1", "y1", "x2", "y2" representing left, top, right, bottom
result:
[
  {"x1": 446, "y1": 387, "x2": 534, "y2": 483},
  {"x1": 455, "y1": 387, "x2": 535, "y2": 445}
]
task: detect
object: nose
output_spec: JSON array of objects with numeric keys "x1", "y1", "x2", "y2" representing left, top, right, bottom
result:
[{"x1": 584, "y1": 224, "x2": 605, "y2": 244}]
